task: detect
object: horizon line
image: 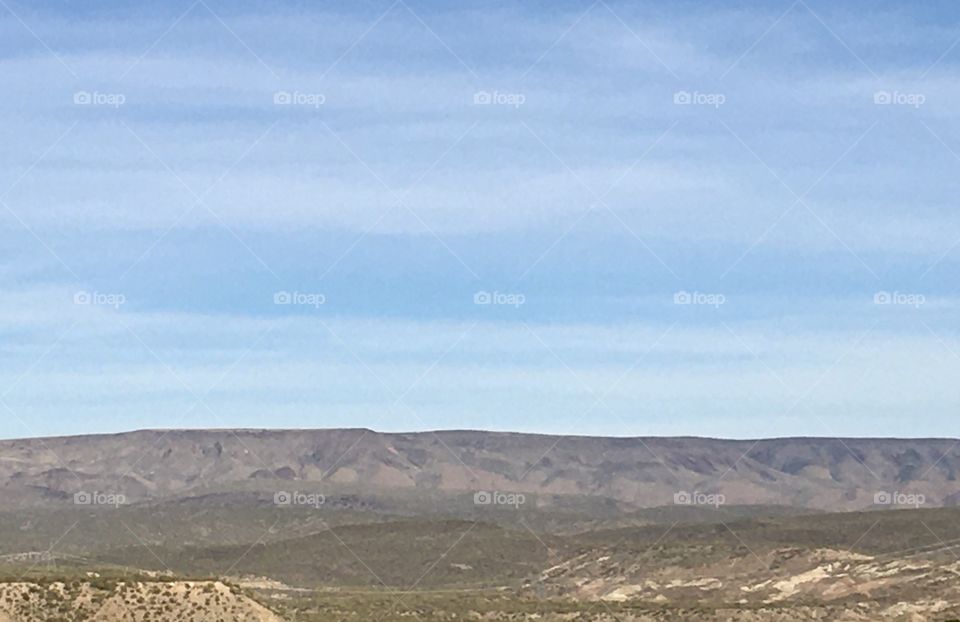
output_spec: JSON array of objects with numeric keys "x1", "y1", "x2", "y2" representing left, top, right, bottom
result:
[{"x1": 2, "y1": 426, "x2": 957, "y2": 444}]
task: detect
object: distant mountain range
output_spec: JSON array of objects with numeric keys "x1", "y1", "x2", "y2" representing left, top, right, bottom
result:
[{"x1": 1, "y1": 429, "x2": 958, "y2": 512}]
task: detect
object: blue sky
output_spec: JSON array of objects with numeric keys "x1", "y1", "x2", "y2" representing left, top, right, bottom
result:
[{"x1": 1, "y1": 0, "x2": 959, "y2": 439}]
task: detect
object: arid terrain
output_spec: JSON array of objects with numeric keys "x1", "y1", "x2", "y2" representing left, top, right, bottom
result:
[{"x1": 0, "y1": 429, "x2": 959, "y2": 619}]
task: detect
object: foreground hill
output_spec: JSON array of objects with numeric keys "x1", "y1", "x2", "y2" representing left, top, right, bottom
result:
[
  {"x1": 0, "y1": 578, "x2": 281, "y2": 622},
  {"x1": 1, "y1": 429, "x2": 958, "y2": 512}
]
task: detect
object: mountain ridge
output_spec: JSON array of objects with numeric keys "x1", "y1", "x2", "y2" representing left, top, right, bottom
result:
[{"x1": 1, "y1": 428, "x2": 958, "y2": 513}]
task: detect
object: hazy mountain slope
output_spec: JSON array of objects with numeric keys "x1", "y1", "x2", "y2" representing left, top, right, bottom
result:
[{"x1": 1, "y1": 429, "x2": 958, "y2": 511}]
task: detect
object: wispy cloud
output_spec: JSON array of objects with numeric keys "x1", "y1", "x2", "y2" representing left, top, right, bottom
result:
[{"x1": 1, "y1": 1, "x2": 958, "y2": 437}]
